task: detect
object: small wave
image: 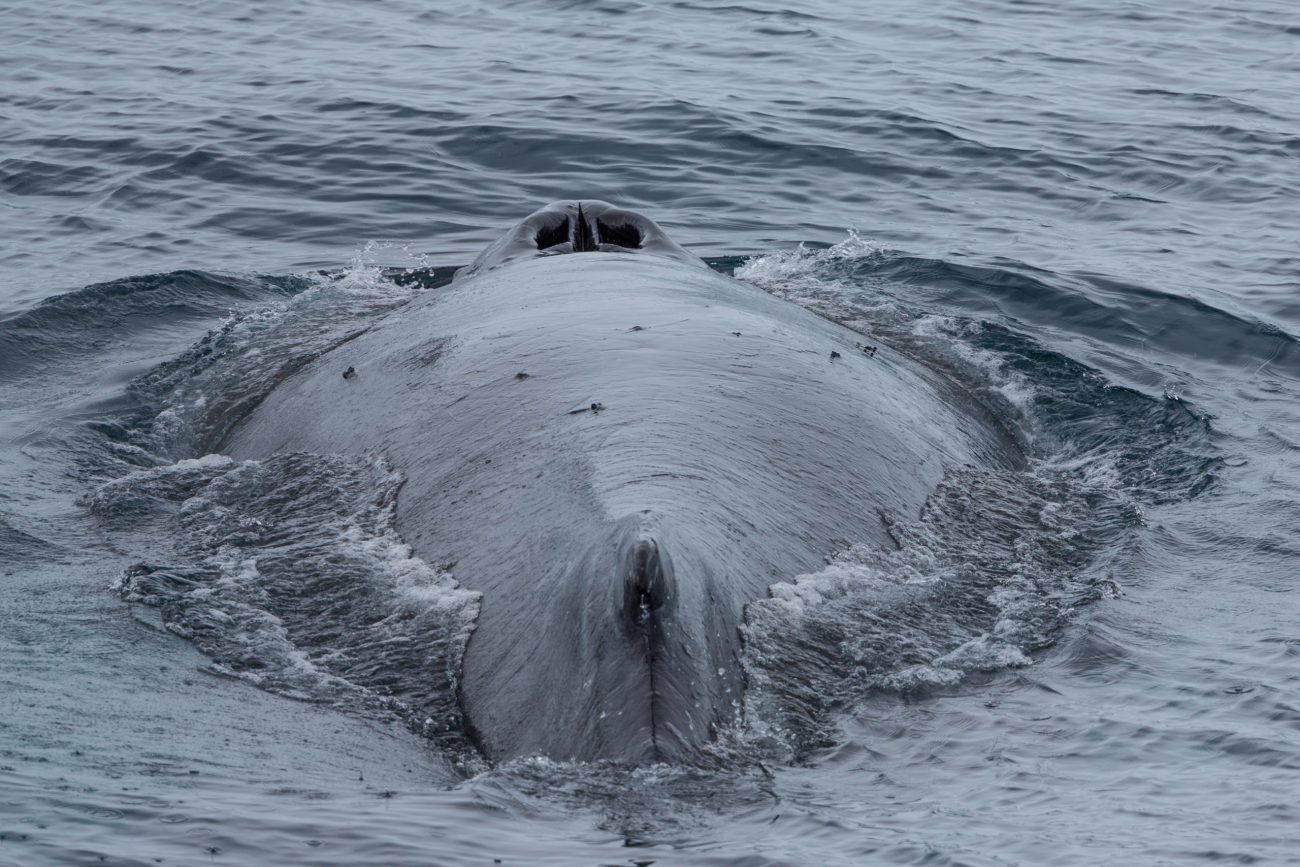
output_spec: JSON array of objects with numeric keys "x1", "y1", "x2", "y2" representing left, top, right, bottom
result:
[
  {"x1": 0, "y1": 271, "x2": 307, "y2": 383},
  {"x1": 83, "y1": 453, "x2": 235, "y2": 525},
  {"x1": 739, "y1": 462, "x2": 1132, "y2": 759},
  {"x1": 739, "y1": 234, "x2": 1300, "y2": 380},
  {"x1": 474, "y1": 755, "x2": 774, "y2": 841},
  {"x1": 108, "y1": 452, "x2": 482, "y2": 766},
  {"x1": 0, "y1": 514, "x2": 62, "y2": 564}
]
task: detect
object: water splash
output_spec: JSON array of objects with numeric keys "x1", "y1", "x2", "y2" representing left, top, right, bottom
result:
[{"x1": 107, "y1": 452, "x2": 482, "y2": 767}]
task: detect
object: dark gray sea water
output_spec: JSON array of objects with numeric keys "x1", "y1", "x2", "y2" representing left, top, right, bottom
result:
[{"x1": 2, "y1": 1, "x2": 1299, "y2": 864}]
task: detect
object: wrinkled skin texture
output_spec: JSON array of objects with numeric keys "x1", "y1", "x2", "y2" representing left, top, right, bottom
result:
[{"x1": 224, "y1": 202, "x2": 1020, "y2": 763}]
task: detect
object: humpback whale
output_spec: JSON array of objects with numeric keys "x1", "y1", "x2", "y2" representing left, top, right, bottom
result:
[{"x1": 223, "y1": 201, "x2": 1019, "y2": 764}]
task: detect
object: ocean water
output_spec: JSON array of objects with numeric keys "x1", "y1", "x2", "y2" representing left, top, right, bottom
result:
[{"x1": 2, "y1": 0, "x2": 1299, "y2": 864}]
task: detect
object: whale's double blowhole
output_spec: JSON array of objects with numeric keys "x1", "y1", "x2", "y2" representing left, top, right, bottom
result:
[
  {"x1": 535, "y1": 203, "x2": 645, "y2": 253},
  {"x1": 455, "y1": 199, "x2": 707, "y2": 281}
]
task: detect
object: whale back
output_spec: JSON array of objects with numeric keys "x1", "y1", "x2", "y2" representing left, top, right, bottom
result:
[{"x1": 224, "y1": 251, "x2": 1018, "y2": 762}]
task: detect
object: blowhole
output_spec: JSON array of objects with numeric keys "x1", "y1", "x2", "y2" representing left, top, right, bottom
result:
[
  {"x1": 535, "y1": 216, "x2": 571, "y2": 250},
  {"x1": 597, "y1": 220, "x2": 643, "y2": 249}
]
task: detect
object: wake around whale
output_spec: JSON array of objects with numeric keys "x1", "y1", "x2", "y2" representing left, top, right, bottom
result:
[{"x1": 222, "y1": 201, "x2": 1021, "y2": 764}]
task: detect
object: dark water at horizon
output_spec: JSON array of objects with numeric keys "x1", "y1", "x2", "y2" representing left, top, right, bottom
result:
[{"x1": 3, "y1": 1, "x2": 1300, "y2": 865}]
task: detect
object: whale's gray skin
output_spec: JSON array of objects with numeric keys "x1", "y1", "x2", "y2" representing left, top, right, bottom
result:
[{"x1": 223, "y1": 201, "x2": 1019, "y2": 764}]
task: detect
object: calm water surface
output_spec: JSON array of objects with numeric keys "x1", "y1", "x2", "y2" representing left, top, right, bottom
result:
[{"x1": 2, "y1": 1, "x2": 1299, "y2": 864}]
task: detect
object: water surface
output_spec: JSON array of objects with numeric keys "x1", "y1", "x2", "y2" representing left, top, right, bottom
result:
[{"x1": 2, "y1": 1, "x2": 1299, "y2": 864}]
